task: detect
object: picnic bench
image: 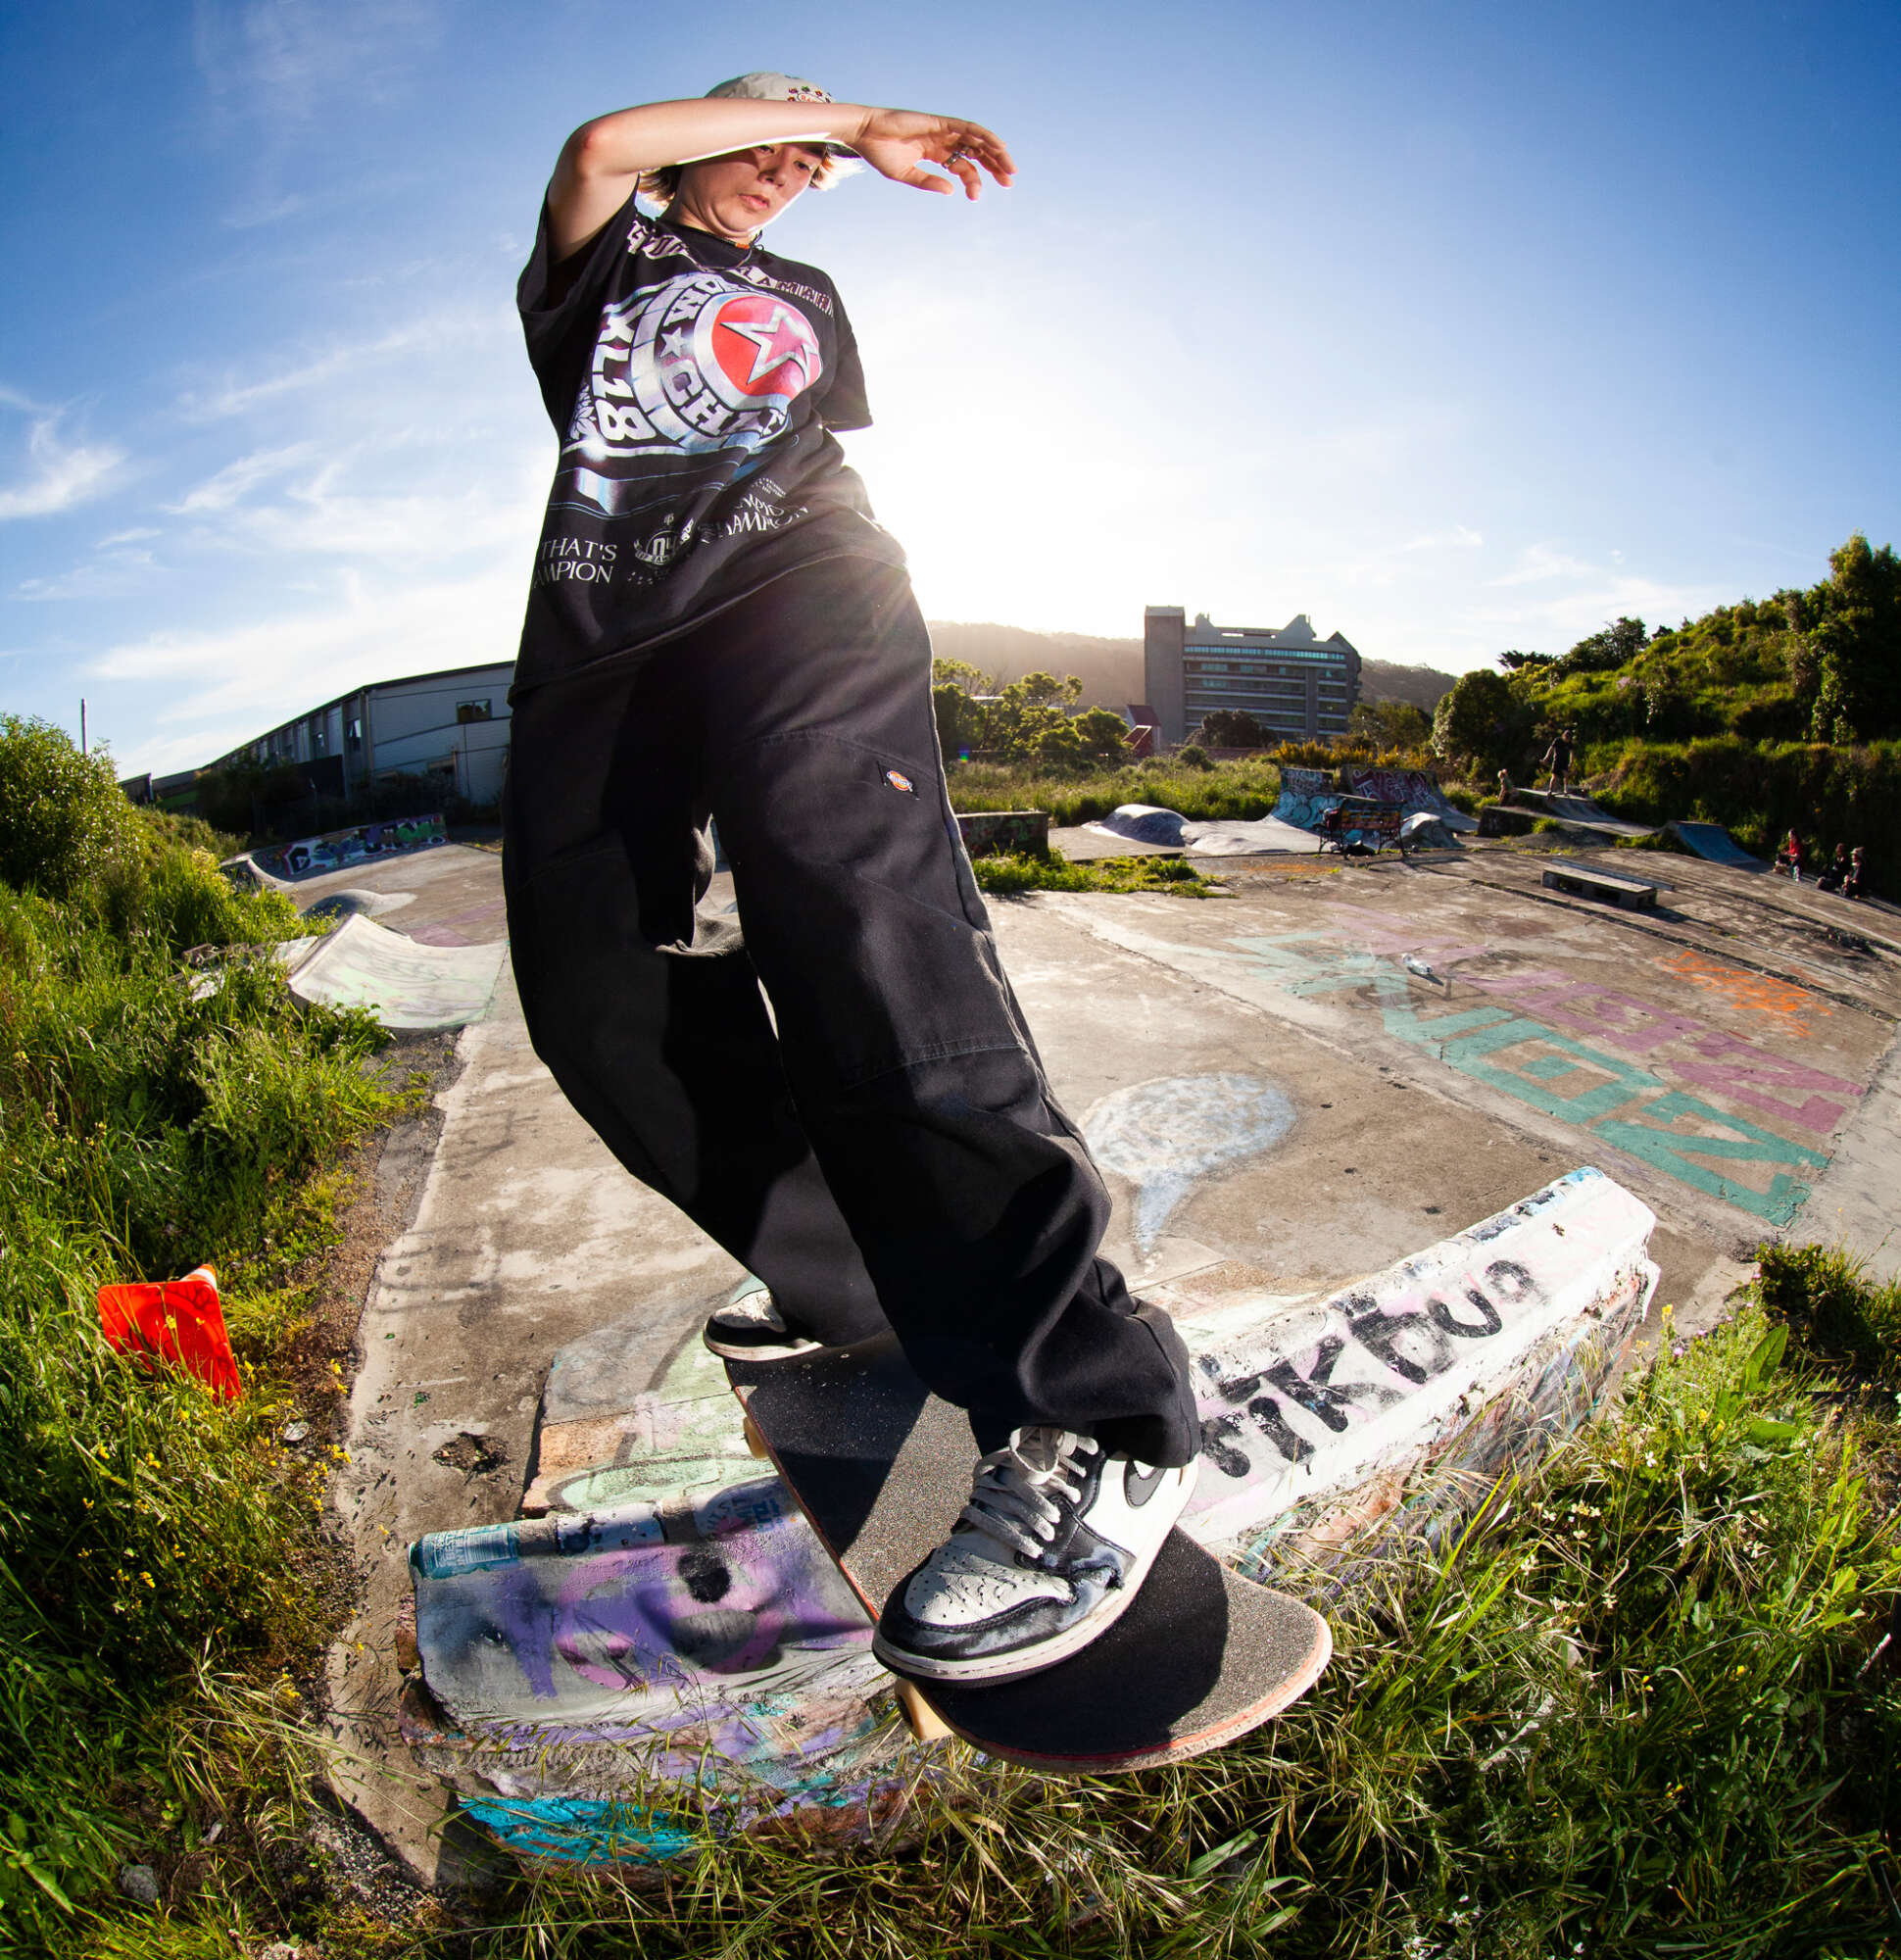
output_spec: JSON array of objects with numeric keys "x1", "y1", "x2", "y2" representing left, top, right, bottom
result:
[{"x1": 1316, "y1": 798, "x2": 1411, "y2": 858}]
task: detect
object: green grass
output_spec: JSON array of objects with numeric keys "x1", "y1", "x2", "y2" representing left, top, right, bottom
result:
[
  {"x1": 0, "y1": 742, "x2": 402, "y2": 1955},
  {"x1": 950, "y1": 756, "x2": 1286, "y2": 827},
  {"x1": 972, "y1": 851, "x2": 1223, "y2": 898}
]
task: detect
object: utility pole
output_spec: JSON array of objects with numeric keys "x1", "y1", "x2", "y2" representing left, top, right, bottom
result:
[{"x1": 79, "y1": 699, "x2": 87, "y2": 753}]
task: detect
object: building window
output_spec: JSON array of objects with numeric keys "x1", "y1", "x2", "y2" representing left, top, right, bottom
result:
[{"x1": 457, "y1": 700, "x2": 493, "y2": 724}]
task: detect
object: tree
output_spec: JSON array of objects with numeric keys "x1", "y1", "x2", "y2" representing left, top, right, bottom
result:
[
  {"x1": 1802, "y1": 532, "x2": 1901, "y2": 742},
  {"x1": 1431, "y1": 669, "x2": 1521, "y2": 772},
  {"x1": 1496, "y1": 649, "x2": 1553, "y2": 672},
  {"x1": 1072, "y1": 707, "x2": 1136, "y2": 762},
  {"x1": 1348, "y1": 699, "x2": 1432, "y2": 749},
  {"x1": 984, "y1": 671, "x2": 1083, "y2": 763},
  {"x1": 1195, "y1": 709, "x2": 1267, "y2": 748},
  {"x1": 1553, "y1": 616, "x2": 1646, "y2": 676}
]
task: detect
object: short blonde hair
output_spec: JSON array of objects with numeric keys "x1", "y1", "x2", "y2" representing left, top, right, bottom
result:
[{"x1": 638, "y1": 149, "x2": 856, "y2": 206}]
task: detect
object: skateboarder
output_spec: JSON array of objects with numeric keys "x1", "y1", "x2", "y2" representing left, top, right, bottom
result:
[
  {"x1": 1540, "y1": 726, "x2": 1575, "y2": 795},
  {"x1": 503, "y1": 74, "x2": 1200, "y2": 1684}
]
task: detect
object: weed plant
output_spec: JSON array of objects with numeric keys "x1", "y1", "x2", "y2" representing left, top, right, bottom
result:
[{"x1": 0, "y1": 720, "x2": 397, "y2": 1952}]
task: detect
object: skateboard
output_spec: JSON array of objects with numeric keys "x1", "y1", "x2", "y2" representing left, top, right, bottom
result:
[{"x1": 727, "y1": 1335, "x2": 1333, "y2": 1773}]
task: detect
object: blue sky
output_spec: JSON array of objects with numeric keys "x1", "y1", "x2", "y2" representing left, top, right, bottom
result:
[{"x1": 2, "y1": 0, "x2": 1896, "y2": 776}]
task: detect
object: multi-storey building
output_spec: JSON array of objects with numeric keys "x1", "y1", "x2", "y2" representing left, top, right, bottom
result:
[{"x1": 1143, "y1": 608, "x2": 1360, "y2": 748}]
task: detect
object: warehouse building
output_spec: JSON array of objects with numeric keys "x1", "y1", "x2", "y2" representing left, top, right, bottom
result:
[{"x1": 204, "y1": 662, "x2": 514, "y2": 808}]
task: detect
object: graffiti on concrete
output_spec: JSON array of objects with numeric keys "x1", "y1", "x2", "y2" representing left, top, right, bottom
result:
[
  {"x1": 1270, "y1": 766, "x2": 1341, "y2": 833},
  {"x1": 522, "y1": 1333, "x2": 760, "y2": 1517},
  {"x1": 1346, "y1": 769, "x2": 1476, "y2": 832},
  {"x1": 251, "y1": 813, "x2": 446, "y2": 881},
  {"x1": 1174, "y1": 1167, "x2": 1655, "y2": 1563},
  {"x1": 955, "y1": 810, "x2": 1049, "y2": 858},
  {"x1": 1217, "y1": 906, "x2": 1856, "y2": 1222},
  {"x1": 411, "y1": 1166, "x2": 1657, "y2": 1862},
  {"x1": 1083, "y1": 1073, "x2": 1296, "y2": 1251},
  {"x1": 287, "y1": 913, "x2": 505, "y2": 1031}
]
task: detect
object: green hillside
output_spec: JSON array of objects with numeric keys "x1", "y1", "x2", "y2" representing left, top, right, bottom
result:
[{"x1": 1431, "y1": 533, "x2": 1900, "y2": 861}]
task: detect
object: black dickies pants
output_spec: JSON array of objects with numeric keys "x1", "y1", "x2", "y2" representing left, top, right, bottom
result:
[{"x1": 502, "y1": 556, "x2": 1197, "y2": 1467}]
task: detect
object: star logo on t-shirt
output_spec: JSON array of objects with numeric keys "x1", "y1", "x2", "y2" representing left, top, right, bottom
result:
[{"x1": 713, "y1": 303, "x2": 818, "y2": 396}]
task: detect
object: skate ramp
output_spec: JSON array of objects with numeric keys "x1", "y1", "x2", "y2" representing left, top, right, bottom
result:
[
  {"x1": 1346, "y1": 769, "x2": 1478, "y2": 834},
  {"x1": 1088, "y1": 804, "x2": 1190, "y2": 847},
  {"x1": 1182, "y1": 815, "x2": 1323, "y2": 856},
  {"x1": 1505, "y1": 789, "x2": 1658, "y2": 840},
  {"x1": 405, "y1": 1167, "x2": 1655, "y2": 1862},
  {"x1": 1270, "y1": 766, "x2": 1342, "y2": 832},
  {"x1": 1669, "y1": 821, "x2": 1764, "y2": 867},
  {"x1": 284, "y1": 913, "x2": 505, "y2": 1031},
  {"x1": 1086, "y1": 804, "x2": 1323, "y2": 857}
]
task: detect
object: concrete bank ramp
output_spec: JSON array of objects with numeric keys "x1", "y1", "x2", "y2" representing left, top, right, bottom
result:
[
  {"x1": 1506, "y1": 788, "x2": 1659, "y2": 839},
  {"x1": 1085, "y1": 803, "x2": 1323, "y2": 856},
  {"x1": 403, "y1": 1166, "x2": 1656, "y2": 1865},
  {"x1": 1669, "y1": 820, "x2": 1765, "y2": 867},
  {"x1": 284, "y1": 914, "x2": 505, "y2": 1031}
]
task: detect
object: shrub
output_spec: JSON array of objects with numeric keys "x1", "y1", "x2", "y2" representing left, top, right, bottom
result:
[{"x1": 0, "y1": 715, "x2": 137, "y2": 899}]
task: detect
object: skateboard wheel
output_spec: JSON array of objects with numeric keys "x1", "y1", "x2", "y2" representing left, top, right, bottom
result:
[
  {"x1": 893, "y1": 1677, "x2": 952, "y2": 1743},
  {"x1": 742, "y1": 1415, "x2": 768, "y2": 1460}
]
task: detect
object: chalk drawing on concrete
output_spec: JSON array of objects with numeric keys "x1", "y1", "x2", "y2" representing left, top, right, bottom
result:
[
  {"x1": 1205, "y1": 917, "x2": 1860, "y2": 1225},
  {"x1": 1082, "y1": 1072, "x2": 1296, "y2": 1251},
  {"x1": 1660, "y1": 947, "x2": 1832, "y2": 1024}
]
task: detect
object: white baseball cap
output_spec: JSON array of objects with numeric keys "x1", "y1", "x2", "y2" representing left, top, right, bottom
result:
[{"x1": 705, "y1": 72, "x2": 857, "y2": 154}]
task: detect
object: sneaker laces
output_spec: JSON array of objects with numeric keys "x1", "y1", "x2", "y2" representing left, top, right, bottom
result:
[{"x1": 956, "y1": 1427, "x2": 1101, "y2": 1562}]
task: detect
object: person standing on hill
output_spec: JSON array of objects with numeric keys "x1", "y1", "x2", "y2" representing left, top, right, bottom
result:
[
  {"x1": 501, "y1": 74, "x2": 1200, "y2": 1686},
  {"x1": 1540, "y1": 726, "x2": 1574, "y2": 796}
]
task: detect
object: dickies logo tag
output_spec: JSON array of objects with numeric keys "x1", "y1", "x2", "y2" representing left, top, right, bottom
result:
[{"x1": 884, "y1": 768, "x2": 916, "y2": 795}]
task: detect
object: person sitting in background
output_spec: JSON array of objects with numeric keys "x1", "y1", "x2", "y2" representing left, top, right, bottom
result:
[
  {"x1": 1842, "y1": 846, "x2": 1866, "y2": 900},
  {"x1": 1776, "y1": 829, "x2": 1803, "y2": 881},
  {"x1": 1818, "y1": 843, "x2": 1849, "y2": 893}
]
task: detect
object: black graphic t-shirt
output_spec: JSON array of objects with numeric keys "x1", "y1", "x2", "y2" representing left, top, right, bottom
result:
[{"x1": 513, "y1": 190, "x2": 905, "y2": 693}]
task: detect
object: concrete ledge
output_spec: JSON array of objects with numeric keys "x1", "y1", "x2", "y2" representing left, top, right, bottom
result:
[
  {"x1": 1542, "y1": 864, "x2": 1658, "y2": 910},
  {"x1": 956, "y1": 809, "x2": 1049, "y2": 857}
]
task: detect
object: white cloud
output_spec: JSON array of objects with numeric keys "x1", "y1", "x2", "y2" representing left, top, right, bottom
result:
[
  {"x1": 167, "y1": 443, "x2": 318, "y2": 514},
  {"x1": 97, "y1": 527, "x2": 161, "y2": 548},
  {"x1": 192, "y1": 0, "x2": 442, "y2": 123},
  {"x1": 92, "y1": 560, "x2": 528, "y2": 774},
  {"x1": 1487, "y1": 542, "x2": 1599, "y2": 587},
  {"x1": 0, "y1": 415, "x2": 125, "y2": 520},
  {"x1": 174, "y1": 312, "x2": 500, "y2": 419}
]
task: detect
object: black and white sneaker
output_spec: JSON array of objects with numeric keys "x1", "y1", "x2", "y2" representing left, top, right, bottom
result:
[
  {"x1": 702, "y1": 1283, "x2": 834, "y2": 1363},
  {"x1": 872, "y1": 1427, "x2": 1196, "y2": 1683}
]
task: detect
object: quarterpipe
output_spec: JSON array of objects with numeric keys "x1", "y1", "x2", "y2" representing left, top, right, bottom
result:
[
  {"x1": 1346, "y1": 769, "x2": 1478, "y2": 834},
  {"x1": 281, "y1": 914, "x2": 505, "y2": 1031},
  {"x1": 403, "y1": 1165, "x2": 1657, "y2": 1863},
  {"x1": 1669, "y1": 821, "x2": 1764, "y2": 867}
]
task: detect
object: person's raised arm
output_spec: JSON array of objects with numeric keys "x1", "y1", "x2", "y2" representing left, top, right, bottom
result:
[{"x1": 548, "y1": 97, "x2": 1016, "y2": 258}]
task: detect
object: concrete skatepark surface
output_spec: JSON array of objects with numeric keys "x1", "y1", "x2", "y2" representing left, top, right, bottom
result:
[{"x1": 309, "y1": 833, "x2": 1901, "y2": 1879}]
